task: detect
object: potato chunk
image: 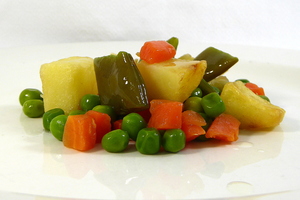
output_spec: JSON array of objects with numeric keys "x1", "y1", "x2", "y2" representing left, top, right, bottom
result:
[
  {"x1": 40, "y1": 56, "x2": 98, "y2": 114},
  {"x1": 221, "y1": 81, "x2": 285, "y2": 129},
  {"x1": 137, "y1": 59, "x2": 207, "y2": 102}
]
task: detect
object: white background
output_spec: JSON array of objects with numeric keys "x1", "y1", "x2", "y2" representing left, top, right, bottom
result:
[{"x1": 0, "y1": 0, "x2": 299, "y2": 50}]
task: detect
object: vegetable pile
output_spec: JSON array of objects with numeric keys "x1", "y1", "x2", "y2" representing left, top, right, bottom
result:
[{"x1": 19, "y1": 37, "x2": 286, "y2": 154}]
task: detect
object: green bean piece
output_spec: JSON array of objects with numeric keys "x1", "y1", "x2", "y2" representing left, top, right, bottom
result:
[
  {"x1": 94, "y1": 51, "x2": 149, "y2": 115},
  {"x1": 199, "y1": 79, "x2": 217, "y2": 95},
  {"x1": 194, "y1": 47, "x2": 239, "y2": 82},
  {"x1": 166, "y1": 37, "x2": 179, "y2": 50}
]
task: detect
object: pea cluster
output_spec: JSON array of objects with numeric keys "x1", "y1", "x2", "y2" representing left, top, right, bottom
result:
[{"x1": 19, "y1": 91, "x2": 187, "y2": 154}]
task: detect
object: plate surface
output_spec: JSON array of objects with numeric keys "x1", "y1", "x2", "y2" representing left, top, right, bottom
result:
[{"x1": 0, "y1": 42, "x2": 299, "y2": 200}]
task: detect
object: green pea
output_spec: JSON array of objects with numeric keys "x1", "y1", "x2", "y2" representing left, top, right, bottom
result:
[
  {"x1": 199, "y1": 112, "x2": 213, "y2": 131},
  {"x1": 80, "y1": 94, "x2": 101, "y2": 111},
  {"x1": 121, "y1": 113, "x2": 147, "y2": 141},
  {"x1": 69, "y1": 110, "x2": 86, "y2": 115},
  {"x1": 136, "y1": 128, "x2": 161, "y2": 155},
  {"x1": 93, "y1": 105, "x2": 116, "y2": 122},
  {"x1": 183, "y1": 96, "x2": 203, "y2": 113},
  {"x1": 50, "y1": 115, "x2": 68, "y2": 141},
  {"x1": 22, "y1": 99, "x2": 44, "y2": 118},
  {"x1": 201, "y1": 93, "x2": 225, "y2": 118},
  {"x1": 101, "y1": 129, "x2": 129, "y2": 153},
  {"x1": 43, "y1": 108, "x2": 65, "y2": 131},
  {"x1": 259, "y1": 95, "x2": 270, "y2": 102},
  {"x1": 19, "y1": 88, "x2": 43, "y2": 106},
  {"x1": 235, "y1": 79, "x2": 250, "y2": 84},
  {"x1": 162, "y1": 129, "x2": 185, "y2": 153},
  {"x1": 190, "y1": 87, "x2": 203, "y2": 98}
]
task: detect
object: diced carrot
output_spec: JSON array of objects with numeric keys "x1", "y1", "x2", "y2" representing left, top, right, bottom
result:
[
  {"x1": 181, "y1": 110, "x2": 206, "y2": 142},
  {"x1": 113, "y1": 119, "x2": 123, "y2": 130},
  {"x1": 206, "y1": 113, "x2": 240, "y2": 142},
  {"x1": 182, "y1": 124, "x2": 206, "y2": 142},
  {"x1": 147, "y1": 99, "x2": 183, "y2": 130},
  {"x1": 140, "y1": 41, "x2": 176, "y2": 64},
  {"x1": 85, "y1": 110, "x2": 111, "y2": 143},
  {"x1": 245, "y1": 82, "x2": 265, "y2": 95},
  {"x1": 136, "y1": 109, "x2": 151, "y2": 123},
  {"x1": 63, "y1": 114, "x2": 96, "y2": 151}
]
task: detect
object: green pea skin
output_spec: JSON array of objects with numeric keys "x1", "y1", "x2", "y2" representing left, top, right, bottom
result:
[
  {"x1": 200, "y1": 93, "x2": 225, "y2": 118},
  {"x1": 50, "y1": 115, "x2": 68, "y2": 141},
  {"x1": 183, "y1": 96, "x2": 203, "y2": 113},
  {"x1": 22, "y1": 99, "x2": 44, "y2": 118},
  {"x1": 68, "y1": 110, "x2": 86, "y2": 115},
  {"x1": 43, "y1": 108, "x2": 65, "y2": 131},
  {"x1": 80, "y1": 94, "x2": 101, "y2": 111},
  {"x1": 101, "y1": 129, "x2": 129, "y2": 153},
  {"x1": 93, "y1": 105, "x2": 116, "y2": 122},
  {"x1": 121, "y1": 113, "x2": 147, "y2": 141},
  {"x1": 162, "y1": 129, "x2": 185, "y2": 153},
  {"x1": 19, "y1": 88, "x2": 43, "y2": 106},
  {"x1": 136, "y1": 128, "x2": 161, "y2": 155},
  {"x1": 190, "y1": 87, "x2": 203, "y2": 98}
]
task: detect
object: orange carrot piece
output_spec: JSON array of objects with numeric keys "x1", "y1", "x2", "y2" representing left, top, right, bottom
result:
[
  {"x1": 63, "y1": 114, "x2": 96, "y2": 151},
  {"x1": 206, "y1": 113, "x2": 240, "y2": 142},
  {"x1": 85, "y1": 110, "x2": 111, "y2": 143},
  {"x1": 181, "y1": 110, "x2": 206, "y2": 142},
  {"x1": 147, "y1": 99, "x2": 183, "y2": 130},
  {"x1": 113, "y1": 119, "x2": 123, "y2": 130},
  {"x1": 140, "y1": 41, "x2": 176, "y2": 64},
  {"x1": 245, "y1": 82, "x2": 265, "y2": 95}
]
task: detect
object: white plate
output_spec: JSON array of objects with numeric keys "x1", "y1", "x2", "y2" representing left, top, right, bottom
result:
[{"x1": 0, "y1": 42, "x2": 299, "y2": 200}]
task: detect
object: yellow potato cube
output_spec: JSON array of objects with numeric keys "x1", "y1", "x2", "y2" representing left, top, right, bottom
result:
[
  {"x1": 221, "y1": 81, "x2": 285, "y2": 129},
  {"x1": 137, "y1": 59, "x2": 207, "y2": 102},
  {"x1": 40, "y1": 56, "x2": 98, "y2": 114}
]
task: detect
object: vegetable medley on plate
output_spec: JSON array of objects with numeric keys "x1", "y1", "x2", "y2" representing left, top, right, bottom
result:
[{"x1": 19, "y1": 37, "x2": 286, "y2": 154}]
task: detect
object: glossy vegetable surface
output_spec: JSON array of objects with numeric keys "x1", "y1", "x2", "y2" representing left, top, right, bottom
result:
[
  {"x1": 201, "y1": 93, "x2": 225, "y2": 118},
  {"x1": 94, "y1": 51, "x2": 149, "y2": 115},
  {"x1": 63, "y1": 114, "x2": 96, "y2": 151},
  {"x1": 140, "y1": 40, "x2": 176, "y2": 64},
  {"x1": 194, "y1": 47, "x2": 238, "y2": 82},
  {"x1": 50, "y1": 115, "x2": 68, "y2": 141},
  {"x1": 121, "y1": 113, "x2": 147, "y2": 141},
  {"x1": 22, "y1": 99, "x2": 44, "y2": 118},
  {"x1": 101, "y1": 129, "x2": 129, "y2": 153},
  {"x1": 85, "y1": 110, "x2": 111, "y2": 143},
  {"x1": 162, "y1": 129, "x2": 186, "y2": 153},
  {"x1": 136, "y1": 128, "x2": 161, "y2": 154},
  {"x1": 206, "y1": 113, "x2": 240, "y2": 142},
  {"x1": 19, "y1": 88, "x2": 43, "y2": 106},
  {"x1": 181, "y1": 110, "x2": 206, "y2": 142},
  {"x1": 147, "y1": 99, "x2": 183, "y2": 130},
  {"x1": 80, "y1": 94, "x2": 101, "y2": 111},
  {"x1": 43, "y1": 108, "x2": 65, "y2": 131}
]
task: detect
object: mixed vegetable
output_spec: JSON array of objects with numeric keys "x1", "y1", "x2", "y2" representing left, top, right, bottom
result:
[{"x1": 19, "y1": 37, "x2": 286, "y2": 154}]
